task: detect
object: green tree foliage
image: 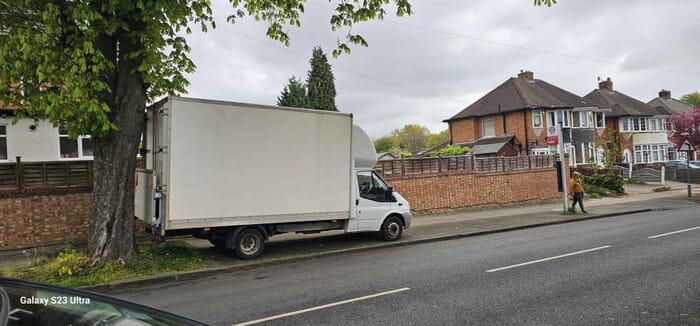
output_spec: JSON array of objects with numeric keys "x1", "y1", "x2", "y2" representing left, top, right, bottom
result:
[
  {"x1": 680, "y1": 92, "x2": 700, "y2": 107},
  {"x1": 306, "y1": 47, "x2": 337, "y2": 111},
  {"x1": 390, "y1": 124, "x2": 430, "y2": 154},
  {"x1": 277, "y1": 77, "x2": 308, "y2": 108},
  {"x1": 0, "y1": 0, "x2": 413, "y2": 266},
  {"x1": 388, "y1": 146, "x2": 411, "y2": 158},
  {"x1": 595, "y1": 128, "x2": 620, "y2": 168},
  {"x1": 429, "y1": 145, "x2": 470, "y2": 157},
  {"x1": 373, "y1": 136, "x2": 396, "y2": 153},
  {"x1": 426, "y1": 129, "x2": 449, "y2": 148}
]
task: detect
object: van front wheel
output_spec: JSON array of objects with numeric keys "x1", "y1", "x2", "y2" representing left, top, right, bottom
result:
[
  {"x1": 380, "y1": 216, "x2": 403, "y2": 241},
  {"x1": 232, "y1": 228, "x2": 266, "y2": 260}
]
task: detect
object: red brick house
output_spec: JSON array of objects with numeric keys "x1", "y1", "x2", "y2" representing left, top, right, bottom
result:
[
  {"x1": 584, "y1": 79, "x2": 674, "y2": 165},
  {"x1": 648, "y1": 89, "x2": 696, "y2": 161},
  {"x1": 444, "y1": 71, "x2": 606, "y2": 165}
]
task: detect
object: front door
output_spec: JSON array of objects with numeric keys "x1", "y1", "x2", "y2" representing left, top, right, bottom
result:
[{"x1": 356, "y1": 170, "x2": 395, "y2": 231}]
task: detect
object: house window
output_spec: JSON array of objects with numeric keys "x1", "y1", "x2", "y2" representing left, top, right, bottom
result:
[
  {"x1": 59, "y1": 128, "x2": 94, "y2": 159},
  {"x1": 547, "y1": 111, "x2": 570, "y2": 128},
  {"x1": 573, "y1": 142, "x2": 599, "y2": 164},
  {"x1": 482, "y1": 119, "x2": 495, "y2": 137},
  {"x1": 533, "y1": 110, "x2": 543, "y2": 128},
  {"x1": 0, "y1": 125, "x2": 7, "y2": 160},
  {"x1": 595, "y1": 112, "x2": 605, "y2": 128},
  {"x1": 622, "y1": 117, "x2": 666, "y2": 132},
  {"x1": 572, "y1": 111, "x2": 592, "y2": 128},
  {"x1": 634, "y1": 144, "x2": 668, "y2": 163},
  {"x1": 572, "y1": 111, "x2": 581, "y2": 128},
  {"x1": 620, "y1": 118, "x2": 630, "y2": 132}
]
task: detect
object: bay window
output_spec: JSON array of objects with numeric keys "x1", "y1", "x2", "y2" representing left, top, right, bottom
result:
[
  {"x1": 620, "y1": 117, "x2": 667, "y2": 132},
  {"x1": 634, "y1": 144, "x2": 668, "y2": 163},
  {"x1": 571, "y1": 111, "x2": 594, "y2": 128},
  {"x1": 547, "y1": 110, "x2": 570, "y2": 128}
]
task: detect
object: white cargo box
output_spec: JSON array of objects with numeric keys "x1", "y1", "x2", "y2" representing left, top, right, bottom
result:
[{"x1": 135, "y1": 97, "x2": 354, "y2": 230}]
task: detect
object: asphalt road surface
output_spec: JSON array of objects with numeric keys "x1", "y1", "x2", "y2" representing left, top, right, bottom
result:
[{"x1": 116, "y1": 206, "x2": 700, "y2": 326}]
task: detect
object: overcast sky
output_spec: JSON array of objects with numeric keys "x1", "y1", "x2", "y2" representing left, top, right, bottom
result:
[{"x1": 182, "y1": 0, "x2": 700, "y2": 138}]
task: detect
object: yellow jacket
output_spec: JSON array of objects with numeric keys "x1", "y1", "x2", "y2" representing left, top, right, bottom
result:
[{"x1": 569, "y1": 177, "x2": 584, "y2": 194}]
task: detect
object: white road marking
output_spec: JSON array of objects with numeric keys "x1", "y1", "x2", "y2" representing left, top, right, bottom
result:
[
  {"x1": 232, "y1": 287, "x2": 411, "y2": 326},
  {"x1": 648, "y1": 226, "x2": 700, "y2": 239},
  {"x1": 486, "y1": 246, "x2": 612, "y2": 273}
]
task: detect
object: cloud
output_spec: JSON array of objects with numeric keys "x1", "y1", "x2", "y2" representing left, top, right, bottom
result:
[{"x1": 181, "y1": 0, "x2": 700, "y2": 138}]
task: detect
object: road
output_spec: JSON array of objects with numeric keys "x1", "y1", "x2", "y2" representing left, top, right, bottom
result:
[{"x1": 115, "y1": 206, "x2": 700, "y2": 326}]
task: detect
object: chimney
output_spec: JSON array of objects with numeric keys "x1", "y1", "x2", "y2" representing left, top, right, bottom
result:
[
  {"x1": 658, "y1": 89, "x2": 671, "y2": 99},
  {"x1": 517, "y1": 70, "x2": 534, "y2": 81},
  {"x1": 599, "y1": 77, "x2": 613, "y2": 91}
]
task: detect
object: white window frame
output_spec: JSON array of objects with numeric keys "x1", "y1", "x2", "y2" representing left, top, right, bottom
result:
[
  {"x1": 574, "y1": 142, "x2": 599, "y2": 164},
  {"x1": 572, "y1": 111, "x2": 592, "y2": 128},
  {"x1": 622, "y1": 117, "x2": 667, "y2": 133},
  {"x1": 58, "y1": 128, "x2": 93, "y2": 160},
  {"x1": 482, "y1": 119, "x2": 496, "y2": 137},
  {"x1": 595, "y1": 112, "x2": 605, "y2": 128},
  {"x1": 547, "y1": 110, "x2": 570, "y2": 128},
  {"x1": 633, "y1": 143, "x2": 669, "y2": 163},
  {"x1": 531, "y1": 148, "x2": 550, "y2": 156},
  {"x1": 0, "y1": 124, "x2": 7, "y2": 161},
  {"x1": 532, "y1": 110, "x2": 543, "y2": 129}
]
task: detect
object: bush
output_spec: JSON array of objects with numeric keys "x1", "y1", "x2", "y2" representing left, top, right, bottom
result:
[
  {"x1": 429, "y1": 145, "x2": 471, "y2": 157},
  {"x1": 580, "y1": 168, "x2": 625, "y2": 196}
]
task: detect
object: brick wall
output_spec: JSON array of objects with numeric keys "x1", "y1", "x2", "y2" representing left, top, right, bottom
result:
[
  {"x1": 450, "y1": 118, "x2": 477, "y2": 143},
  {"x1": 449, "y1": 111, "x2": 549, "y2": 154},
  {"x1": 386, "y1": 168, "x2": 558, "y2": 212},
  {"x1": 0, "y1": 191, "x2": 92, "y2": 251}
]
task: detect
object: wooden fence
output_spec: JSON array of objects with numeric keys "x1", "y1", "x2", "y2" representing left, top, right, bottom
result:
[
  {"x1": 375, "y1": 155, "x2": 555, "y2": 179},
  {"x1": 0, "y1": 157, "x2": 93, "y2": 191},
  {"x1": 665, "y1": 167, "x2": 700, "y2": 184}
]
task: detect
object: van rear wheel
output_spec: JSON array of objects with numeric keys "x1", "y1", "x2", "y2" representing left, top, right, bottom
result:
[
  {"x1": 232, "y1": 228, "x2": 266, "y2": 260},
  {"x1": 380, "y1": 216, "x2": 403, "y2": 241}
]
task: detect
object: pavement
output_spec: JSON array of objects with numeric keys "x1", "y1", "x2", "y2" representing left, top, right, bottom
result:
[{"x1": 114, "y1": 205, "x2": 700, "y2": 325}]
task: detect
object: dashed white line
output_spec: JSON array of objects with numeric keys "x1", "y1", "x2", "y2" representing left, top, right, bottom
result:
[
  {"x1": 648, "y1": 226, "x2": 700, "y2": 239},
  {"x1": 232, "y1": 287, "x2": 411, "y2": 326},
  {"x1": 486, "y1": 246, "x2": 612, "y2": 273}
]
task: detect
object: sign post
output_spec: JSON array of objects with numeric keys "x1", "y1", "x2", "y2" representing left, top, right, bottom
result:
[
  {"x1": 546, "y1": 125, "x2": 559, "y2": 146},
  {"x1": 677, "y1": 138, "x2": 694, "y2": 198},
  {"x1": 557, "y1": 121, "x2": 569, "y2": 211}
]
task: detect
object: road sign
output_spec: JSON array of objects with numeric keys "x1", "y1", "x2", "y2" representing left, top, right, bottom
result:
[
  {"x1": 546, "y1": 126, "x2": 559, "y2": 145},
  {"x1": 677, "y1": 138, "x2": 694, "y2": 152}
]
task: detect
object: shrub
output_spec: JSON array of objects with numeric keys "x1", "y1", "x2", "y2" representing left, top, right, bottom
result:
[
  {"x1": 429, "y1": 145, "x2": 471, "y2": 157},
  {"x1": 580, "y1": 168, "x2": 625, "y2": 196}
]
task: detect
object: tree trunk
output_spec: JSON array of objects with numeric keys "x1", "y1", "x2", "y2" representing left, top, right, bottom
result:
[{"x1": 88, "y1": 36, "x2": 146, "y2": 266}]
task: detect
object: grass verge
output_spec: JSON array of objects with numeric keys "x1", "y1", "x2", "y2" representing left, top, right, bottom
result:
[{"x1": 0, "y1": 245, "x2": 206, "y2": 287}]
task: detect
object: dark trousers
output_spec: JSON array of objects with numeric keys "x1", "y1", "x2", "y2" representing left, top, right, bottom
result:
[{"x1": 572, "y1": 193, "x2": 585, "y2": 212}]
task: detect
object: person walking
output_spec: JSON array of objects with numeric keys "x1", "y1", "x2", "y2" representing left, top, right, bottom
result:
[{"x1": 569, "y1": 171, "x2": 587, "y2": 213}]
